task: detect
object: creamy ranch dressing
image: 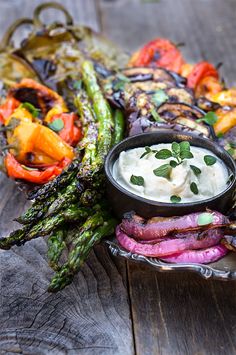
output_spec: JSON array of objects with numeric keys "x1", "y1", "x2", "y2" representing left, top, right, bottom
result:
[{"x1": 113, "y1": 143, "x2": 229, "y2": 203}]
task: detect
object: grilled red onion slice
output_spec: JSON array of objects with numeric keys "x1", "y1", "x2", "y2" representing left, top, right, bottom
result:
[
  {"x1": 116, "y1": 226, "x2": 223, "y2": 257},
  {"x1": 160, "y1": 245, "x2": 228, "y2": 264},
  {"x1": 121, "y1": 211, "x2": 228, "y2": 241}
]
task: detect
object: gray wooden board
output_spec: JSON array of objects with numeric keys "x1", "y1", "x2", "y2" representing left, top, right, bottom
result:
[
  {"x1": 0, "y1": 1, "x2": 134, "y2": 354},
  {"x1": 99, "y1": 0, "x2": 236, "y2": 354},
  {"x1": 1, "y1": 0, "x2": 236, "y2": 354}
]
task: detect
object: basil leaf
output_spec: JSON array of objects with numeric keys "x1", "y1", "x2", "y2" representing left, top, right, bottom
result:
[
  {"x1": 204, "y1": 155, "x2": 217, "y2": 166},
  {"x1": 130, "y1": 175, "x2": 145, "y2": 186},
  {"x1": 48, "y1": 118, "x2": 64, "y2": 132},
  {"x1": 190, "y1": 182, "x2": 199, "y2": 195},
  {"x1": 151, "y1": 108, "x2": 163, "y2": 122},
  {"x1": 151, "y1": 89, "x2": 168, "y2": 107},
  {"x1": 140, "y1": 146, "x2": 152, "y2": 159},
  {"x1": 170, "y1": 195, "x2": 181, "y2": 203},
  {"x1": 153, "y1": 164, "x2": 172, "y2": 179},
  {"x1": 155, "y1": 149, "x2": 172, "y2": 159},
  {"x1": 171, "y1": 142, "x2": 180, "y2": 155},
  {"x1": 21, "y1": 102, "x2": 40, "y2": 118},
  {"x1": 180, "y1": 151, "x2": 194, "y2": 159},
  {"x1": 197, "y1": 212, "x2": 214, "y2": 226},
  {"x1": 197, "y1": 111, "x2": 218, "y2": 126},
  {"x1": 170, "y1": 160, "x2": 178, "y2": 168},
  {"x1": 190, "y1": 165, "x2": 201, "y2": 176}
]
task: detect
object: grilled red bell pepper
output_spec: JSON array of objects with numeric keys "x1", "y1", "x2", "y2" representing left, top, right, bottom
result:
[
  {"x1": 187, "y1": 61, "x2": 219, "y2": 89},
  {"x1": 49, "y1": 113, "x2": 82, "y2": 146},
  {"x1": 0, "y1": 97, "x2": 20, "y2": 123},
  {"x1": 129, "y1": 38, "x2": 185, "y2": 73},
  {"x1": 5, "y1": 153, "x2": 71, "y2": 184}
]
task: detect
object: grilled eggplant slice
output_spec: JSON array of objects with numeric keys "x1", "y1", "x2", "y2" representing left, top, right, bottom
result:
[
  {"x1": 128, "y1": 102, "x2": 210, "y2": 137},
  {"x1": 157, "y1": 102, "x2": 210, "y2": 137}
]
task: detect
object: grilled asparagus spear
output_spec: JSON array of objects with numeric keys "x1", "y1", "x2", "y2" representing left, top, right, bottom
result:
[
  {"x1": 112, "y1": 109, "x2": 125, "y2": 145},
  {"x1": 48, "y1": 217, "x2": 116, "y2": 292},
  {"x1": 47, "y1": 228, "x2": 67, "y2": 271},
  {"x1": 0, "y1": 205, "x2": 91, "y2": 250},
  {"x1": 81, "y1": 61, "x2": 114, "y2": 168}
]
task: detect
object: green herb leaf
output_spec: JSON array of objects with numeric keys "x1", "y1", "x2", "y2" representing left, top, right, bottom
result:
[
  {"x1": 151, "y1": 89, "x2": 168, "y2": 107},
  {"x1": 140, "y1": 146, "x2": 152, "y2": 159},
  {"x1": 171, "y1": 142, "x2": 180, "y2": 155},
  {"x1": 117, "y1": 73, "x2": 131, "y2": 83},
  {"x1": 170, "y1": 160, "x2": 178, "y2": 168},
  {"x1": 130, "y1": 175, "x2": 145, "y2": 186},
  {"x1": 48, "y1": 118, "x2": 64, "y2": 132},
  {"x1": 104, "y1": 82, "x2": 113, "y2": 91},
  {"x1": 170, "y1": 195, "x2": 181, "y2": 203},
  {"x1": 227, "y1": 148, "x2": 235, "y2": 156},
  {"x1": 217, "y1": 132, "x2": 224, "y2": 138},
  {"x1": 197, "y1": 111, "x2": 218, "y2": 126},
  {"x1": 180, "y1": 150, "x2": 194, "y2": 160},
  {"x1": 190, "y1": 182, "x2": 199, "y2": 195},
  {"x1": 190, "y1": 165, "x2": 201, "y2": 176},
  {"x1": 150, "y1": 108, "x2": 163, "y2": 122},
  {"x1": 21, "y1": 102, "x2": 40, "y2": 118},
  {"x1": 73, "y1": 80, "x2": 82, "y2": 90},
  {"x1": 204, "y1": 155, "x2": 217, "y2": 166},
  {"x1": 197, "y1": 212, "x2": 214, "y2": 226},
  {"x1": 153, "y1": 164, "x2": 172, "y2": 179},
  {"x1": 179, "y1": 141, "x2": 191, "y2": 152},
  {"x1": 113, "y1": 80, "x2": 126, "y2": 91},
  {"x1": 155, "y1": 149, "x2": 172, "y2": 159},
  {"x1": 113, "y1": 73, "x2": 131, "y2": 91}
]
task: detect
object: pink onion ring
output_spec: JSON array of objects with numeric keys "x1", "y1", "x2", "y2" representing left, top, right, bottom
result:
[
  {"x1": 116, "y1": 226, "x2": 223, "y2": 257},
  {"x1": 160, "y1": 245, "x2": 228, "y2": 264},
  {"x1": 121, "y1": 211, "x2": 228, "y2": 241}
]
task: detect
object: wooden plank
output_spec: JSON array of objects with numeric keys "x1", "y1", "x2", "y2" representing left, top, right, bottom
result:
[
  {"x1": 0, "y1": 1, "x2": 134, "y2": 354},
  {"x1": 99, "y1": 0, "x2": 236, "y2": 354},
  {"x1": 128, "y1": 263, "x2": 236, "y2": 355}
]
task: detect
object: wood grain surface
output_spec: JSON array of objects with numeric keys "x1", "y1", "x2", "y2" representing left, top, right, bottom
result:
[{"x1": 1, "y1": 0, "x2": 236, "y2": 354}]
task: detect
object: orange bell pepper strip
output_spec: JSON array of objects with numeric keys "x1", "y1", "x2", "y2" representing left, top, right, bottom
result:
[
  {"x1": 0, "y1": 97, "x2": 20, "y2": 123},
  {"x1": 7, "y1": 119, "x2": 74, "y2": 164},
  {"x1": 187, "y1": 62, "x2": 219, "y2": 89},
  {"x1": 214, "y1": 108, "x2": 236, "y2": 135},
  {"x1": 128, "y1": 38, "x2": 185, "y2": 74},
  {"x1": 208, "y1": 89, "x2": 236, "y2": 107},
  {"x1": 195, "y1": 76, "x2": 223, "y2": 99},
  {"x1": 34, "y1": 125, "x2": 75, "y2": 161},
  {"x1": 4, "y1": 153, "x2": 69, "y2": 184},
  {"x1": 49, "y1": 113, "x2": 82, "y2": 146}
]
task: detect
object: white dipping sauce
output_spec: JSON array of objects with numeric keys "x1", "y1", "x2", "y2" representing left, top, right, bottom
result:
[{"x1": 113, "y1": 143, "x2": 228, "y2": 203}]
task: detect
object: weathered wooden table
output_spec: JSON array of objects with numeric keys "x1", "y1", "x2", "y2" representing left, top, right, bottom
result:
[{"x1": 1, "y1": 1, "x2": 236, "y2": 354}]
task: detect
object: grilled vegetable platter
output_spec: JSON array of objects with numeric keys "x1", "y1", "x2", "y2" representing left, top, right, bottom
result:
[{"x1": 0, "y1": 2, "x2": 236, "y2": 291}]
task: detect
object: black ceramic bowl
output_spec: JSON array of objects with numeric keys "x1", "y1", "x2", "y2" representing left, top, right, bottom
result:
[{"x1": 104, "y1": 130, "x2": 236, "y2": 219}]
